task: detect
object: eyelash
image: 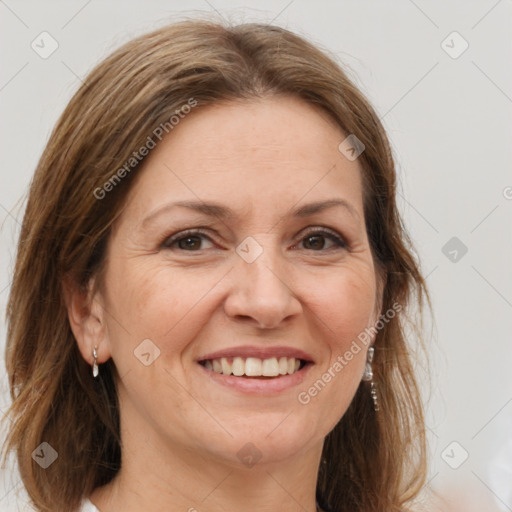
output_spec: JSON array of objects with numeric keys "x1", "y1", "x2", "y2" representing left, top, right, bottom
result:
[{"x1": 161, "y1": 227, "x2": 347, "y2": 252}]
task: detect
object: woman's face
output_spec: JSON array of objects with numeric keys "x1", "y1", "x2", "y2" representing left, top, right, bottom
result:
[{"x1": 94, "y1": 96, "x2": 382, "y2": 467}]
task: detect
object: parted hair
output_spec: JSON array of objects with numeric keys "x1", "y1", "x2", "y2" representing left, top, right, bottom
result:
[{"x1": 3, "y1": 20, "x2": 429, "y2": 512}]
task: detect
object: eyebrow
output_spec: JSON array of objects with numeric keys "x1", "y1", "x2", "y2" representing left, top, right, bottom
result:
[{"x1": 142, "y1": 198, "x2": 360, "y2": 228}]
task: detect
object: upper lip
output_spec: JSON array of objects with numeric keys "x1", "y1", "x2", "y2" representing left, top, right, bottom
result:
[{"x1": 197, "y1": 345, "x2": 314, "y2": 363}]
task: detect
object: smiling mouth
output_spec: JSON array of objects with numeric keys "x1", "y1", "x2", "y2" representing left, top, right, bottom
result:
[{"x1": 199, "y1": 356, "x2": 307, "y2": 378}]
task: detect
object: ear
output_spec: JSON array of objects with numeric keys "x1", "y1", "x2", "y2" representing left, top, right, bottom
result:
[{"x1": 62, "y1": 274, "x2": 111, "y2": 368}]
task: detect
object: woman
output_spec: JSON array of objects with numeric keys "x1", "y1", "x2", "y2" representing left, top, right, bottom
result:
[{"x1": 3, "y1": 20, "x2": 429, "y2": 512}]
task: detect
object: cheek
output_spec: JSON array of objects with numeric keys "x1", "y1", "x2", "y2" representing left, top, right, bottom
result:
[
  {"x1": 300, "y1": 268, "x2": 376, "y2": 409},
  {"x1": 102, "y1": 260, "x2": 224, "y2": 356},
  {"x1": 309, "y1": 267, "x2": 377, "y2": 347}
]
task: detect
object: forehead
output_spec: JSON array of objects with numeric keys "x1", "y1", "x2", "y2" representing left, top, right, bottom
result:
[{"x1": 121, "y1": 96, "x2": 365, "y2": 223}]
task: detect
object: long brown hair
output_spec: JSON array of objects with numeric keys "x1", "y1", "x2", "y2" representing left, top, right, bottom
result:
[{"x1": 3, "y1": 20, "x2": 430, "y2": 512}]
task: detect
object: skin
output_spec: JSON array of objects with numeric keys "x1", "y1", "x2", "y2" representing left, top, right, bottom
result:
[{"x1": 67, "y1": 96, "x2": 383, "y2": 512}]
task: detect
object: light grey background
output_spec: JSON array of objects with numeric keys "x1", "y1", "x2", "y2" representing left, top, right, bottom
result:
[{"x1": 1, "y1": 1, "x2": 511, "y2": 510}]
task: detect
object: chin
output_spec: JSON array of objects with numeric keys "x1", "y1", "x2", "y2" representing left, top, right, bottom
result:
[{"x1": 194, "y1": 413, "x2": 326, "y2": 468}]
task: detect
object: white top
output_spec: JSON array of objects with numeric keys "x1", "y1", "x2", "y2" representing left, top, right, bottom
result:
[{"x1": 81, "y1": 499, "x2": 100, "y2": 512}]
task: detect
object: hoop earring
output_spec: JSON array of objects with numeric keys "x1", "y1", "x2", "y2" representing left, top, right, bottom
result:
[
  {"x1": 92, "y1": 346, "x2": 99, "y2": 378},
  {"x1": 362, "y1": 346, "x2": 379, "y2": 412}
]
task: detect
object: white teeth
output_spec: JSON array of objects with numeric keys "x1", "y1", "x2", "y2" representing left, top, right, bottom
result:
[
  {"x1": 212, "y1": 359, "x2": 222, "y2": 373},
  {"x1": 232, "y1": 357, "x2": 245, "y2": 376},
  {"x1": 245, "y1": 357, "x2": 262, "y2": 376},
  {"x1": 262, "y1": 357, "x2": 279, "y2": 377},
  {"x1": 203, "y1": 356, "x2": 303, "y2": 377},
  {"x1": 278, "y1": 357, "x2": 288, "y2": 375},
  {"x1": 221, "y1": 357, "x2": 232, "y2": 375}
]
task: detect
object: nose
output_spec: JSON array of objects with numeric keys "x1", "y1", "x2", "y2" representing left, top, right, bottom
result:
[{"x1": 223, "y1": 245, "x2": 302, "y2": 330}]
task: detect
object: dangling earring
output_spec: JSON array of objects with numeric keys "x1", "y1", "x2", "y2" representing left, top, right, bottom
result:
[
  {"x1": 362, "y1": 346, "x2": 379, "y2": 412},
  {"x1": 92, "y1": 346, "x2": 99, "y2": 378},
  {"x1": 362, "y1": 346, "x2": 374, "y2": 381},
  {"x1": 370, "y1": 382, "x2": 379, "y2": 412}
]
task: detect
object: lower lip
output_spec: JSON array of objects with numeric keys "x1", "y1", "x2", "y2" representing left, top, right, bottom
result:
[{"x1": 198, "y1": 363, "x2": 312, "y2": 394}]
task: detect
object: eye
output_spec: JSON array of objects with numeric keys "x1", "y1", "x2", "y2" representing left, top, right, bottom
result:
[
  {"x1": 161, "y1": 229, "x2": 214, "y2": 251},
  {"x1": 296, "y1": 228, "x2": 347, "y2": 251},
  {"x1": 160, "y1": 227, "x2": 347, "y2": 253}
]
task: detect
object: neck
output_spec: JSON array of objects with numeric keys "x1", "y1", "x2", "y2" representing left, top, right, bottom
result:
[
  {"x1": 91, "y1": 447, "x2": 321, "y2": 512},
  {"x1": 90, "y1": 398, "x2": 323, "y2": 512}
]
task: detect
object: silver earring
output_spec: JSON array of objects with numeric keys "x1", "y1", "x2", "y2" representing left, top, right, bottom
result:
[
  {"x1": 371, "y1": 382, "x2": 380, "y2": 412},
  {"x1": 362, "y1": 346, "x2": 374, "y2": 381},
  {"x1": 92, "y1": 346, "x2": 99, "y2": 378},
  {"x1": 362, "y1": 346, "x2": 379, "y2": 412}
]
